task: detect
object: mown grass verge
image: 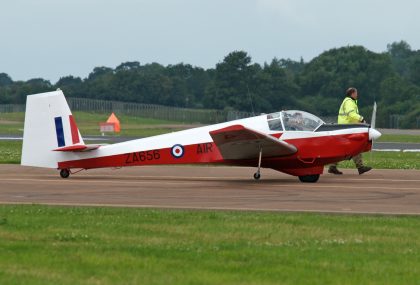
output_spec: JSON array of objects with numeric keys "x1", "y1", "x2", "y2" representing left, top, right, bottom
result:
[
  {"x1": 0, "y1": 205, "x2": 419, "y2": 285},
  {"x1": 0, "y1": 141, "x2": 21, "y2": 164},
  {"x1": 378, "y1": 134, "x2": 420, "y2": 143},
  {"x1": 338, "y1": 151, "x2": 420, "y2": 169},
  {"x1": 0, "y1": 111, "x2": 188, "y2": 136}
]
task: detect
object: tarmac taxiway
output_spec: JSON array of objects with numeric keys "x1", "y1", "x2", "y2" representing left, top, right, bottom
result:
[{"x1": 1, "y1": 165, "x2": 419, "y2": 215}]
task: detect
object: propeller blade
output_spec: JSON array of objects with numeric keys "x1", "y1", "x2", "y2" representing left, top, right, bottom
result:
[
  {"x1": 371, "y1": 101, "x2": 377, "y2": 129},
  {"x1": 369, "y1": 102, "x2": 380, "y2": 161}
]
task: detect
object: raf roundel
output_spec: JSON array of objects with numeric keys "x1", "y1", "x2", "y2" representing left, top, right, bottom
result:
[{"x1": 171, "y1": 144, "x2": 184, "y2": 158}]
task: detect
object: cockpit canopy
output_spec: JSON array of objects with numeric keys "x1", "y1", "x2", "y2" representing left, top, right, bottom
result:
[{"x1": 267, "y1": 110, "x2": 325, "y2": 132}]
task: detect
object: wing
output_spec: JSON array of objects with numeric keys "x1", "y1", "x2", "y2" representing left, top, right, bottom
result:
[{"x1": 209, "y1": 125, "x2": 297, "y2": 160}]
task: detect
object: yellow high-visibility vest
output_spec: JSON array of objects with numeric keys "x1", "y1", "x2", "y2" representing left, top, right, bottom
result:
[{"x1": 337, "y1": 97, "x2": 363, "y2": 124}]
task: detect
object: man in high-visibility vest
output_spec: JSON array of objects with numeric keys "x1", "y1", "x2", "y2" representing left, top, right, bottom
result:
[{"x1": 328, "y1": 87, "x2": 372, "y2": 175}]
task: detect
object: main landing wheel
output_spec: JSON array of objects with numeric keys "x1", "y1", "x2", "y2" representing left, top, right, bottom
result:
[
  {"x1": 253, "y1": 172, "x2": 261, "y2": 180},
  {"x1": 60, "y1": 169, "x2": 70, "y2": 179},
  {"x1": 298, "y1": 174, "x2": 320, "y2": 183}
]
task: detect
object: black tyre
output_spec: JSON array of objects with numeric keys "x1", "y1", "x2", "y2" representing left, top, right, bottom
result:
[
  {"x1": 253, "y1": 172, "x2": 261, "y2": 180},
  {"x1": 60, "y1": 169, "x2": 70, "y2": 179},
  {"x1": 298, "y1": 174, "x2": 320, "y2": 183}
]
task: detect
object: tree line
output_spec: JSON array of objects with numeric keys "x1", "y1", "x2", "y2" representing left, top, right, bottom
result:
[{"x1": 1, "y1": 41, "x2": 419, "y2": 128}]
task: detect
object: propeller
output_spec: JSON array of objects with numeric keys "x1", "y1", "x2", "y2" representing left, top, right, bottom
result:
[
  {"x1": 371, "y1": 101, "x2": 377, "y2": 129},
  {"x1": 369, "y1": 102, "x2": 381, "y2": 141},
  {"x1": 369, "y1": 102, "x2": 381, "y2": 165}
]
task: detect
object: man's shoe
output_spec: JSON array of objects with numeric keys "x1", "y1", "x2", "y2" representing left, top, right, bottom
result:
[
  {"x1": 328, "y1": 166, "x2": 343, "y2": 175},
  {"x1": 358, "y1": 166, "x2": 372, "y2": 175}
]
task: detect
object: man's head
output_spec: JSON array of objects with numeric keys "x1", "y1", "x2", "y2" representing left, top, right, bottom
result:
[{"x1": 346, "y1": 87, "x2": 358, "y2": 100}]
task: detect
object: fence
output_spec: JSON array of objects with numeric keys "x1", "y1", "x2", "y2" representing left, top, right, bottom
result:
[
  {"x1": 389, "y1": 115, "x2": 401, "y2": 129},
  {"x1": 389, "y1": 114, "x2": 420, "y2": 129},
  {"x1": 67, "y1": 97, "x2": 254, "y2": 124},
  {"x1": 0, "y1": 98, "x2": 254, "y2": 124},
  {"x1": 0, "y1": 104, "x2": 25, "y2": 113}
]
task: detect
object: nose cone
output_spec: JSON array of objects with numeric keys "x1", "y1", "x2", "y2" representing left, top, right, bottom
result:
[{"x1": 369, "y1": 128, "x2": 381, "y2": 141}]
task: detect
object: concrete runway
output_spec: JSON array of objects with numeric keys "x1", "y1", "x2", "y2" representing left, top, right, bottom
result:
[{"x1": 1, "y1": 165, "x2": 420, "y2": 215}]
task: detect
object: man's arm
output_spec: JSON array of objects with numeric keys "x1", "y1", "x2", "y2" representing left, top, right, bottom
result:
[{"x1": 344, "y1": 100, "x2": 364, "y2": 122}]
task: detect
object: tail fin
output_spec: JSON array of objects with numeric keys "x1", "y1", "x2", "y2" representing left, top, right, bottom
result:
[{"x1": 21, "y1": 90, "x2": 84, "y2": 168}]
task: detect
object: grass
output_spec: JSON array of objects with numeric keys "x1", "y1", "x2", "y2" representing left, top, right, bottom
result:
[
  {"x1": 378, "y1": 134, "x2": 420, "y2": 143},
  {"x1": 0, "y1": 205, "x2": 419, "y2": 284},
  {"x1": 1, "y1": 140, "x2": 419, "y2": 169},
  {"x1": 0, "y1": 141, "x2": 22, "y2": 164},
  {"x1": 0, "y1": 112, "x2": 25, "y2": 121},
  {"x1": 0, "y1": 111, "x2": 189, "y2": 137},
  {"x1": 0, "y1": 111, "x2": 180, "y2": 125},
  {"x1": 338, "y1": 151, "x2": 420, "y2": 169},
  {"x1": 0, "y1": 123, "x2": 23, "y2": 135}
]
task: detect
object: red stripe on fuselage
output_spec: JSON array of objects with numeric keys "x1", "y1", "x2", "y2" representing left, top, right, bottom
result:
[
  {"x1": 69, "y1": 115, "x2": 80, "y2": 144},
  {"x1": 58, "y1": 142, "x2": 224, "y2": 169},
  {"x1": 57, "y1": 132, "x2": 371, "y2": 173}
]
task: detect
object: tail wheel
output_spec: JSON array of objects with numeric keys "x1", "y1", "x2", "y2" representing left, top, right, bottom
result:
[
  {"x1": 60, "y1": 169, "x2": 70, "y2": 179},
  {"x1": 298, "y1": 174, "x2": 320, "y2": 183}
]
